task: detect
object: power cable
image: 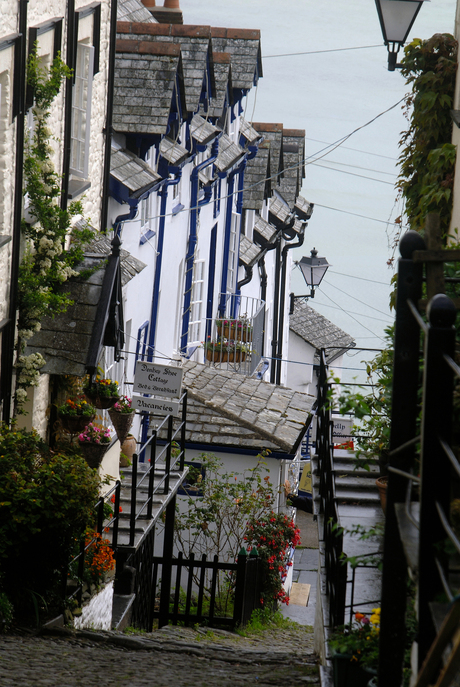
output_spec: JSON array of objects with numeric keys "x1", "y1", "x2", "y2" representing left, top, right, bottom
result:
[
  {"x1": 320, "y1": 278, "x2": 393, "y2": 319},
  {"x1": 311, "y1": 161, "x2": 395, "y2": 186},
  {"x1": 262, "y1": 45, "x2": 382, "y2": 59}
]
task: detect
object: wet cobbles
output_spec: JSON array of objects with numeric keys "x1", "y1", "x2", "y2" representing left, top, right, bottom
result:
[{"x1": 0, "y1": 625, "x2": 320, "y2": 686}]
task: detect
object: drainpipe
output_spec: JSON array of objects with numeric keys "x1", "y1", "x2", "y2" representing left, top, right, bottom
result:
[
  {"x1": 237, "y1": 265, "x2": 253, "y2": 290},
  {"x1": 113, "y1": 203, "x2": 138, "y2": 237},
  {"x1": 275, "y1": 225, "x2": 306, "y2": 385},
  {"x1": 100, "y1": 0, "x2": 118, "y2": 232},
  {"x1": 180, "y1": 138, "x2": 219, "y2": 354},
  {"x1": 270, "y1": 237, "x2": 282, "y2": 384},
  {"x1": 2, "y1": 0, "x2": 28, "y2": 421},
  {"x1": 148, "y1": 172, "x2": 182, "y2": 361},
  {"x1": 61, "y1": 0, "x2": 76, "y2": 210}
]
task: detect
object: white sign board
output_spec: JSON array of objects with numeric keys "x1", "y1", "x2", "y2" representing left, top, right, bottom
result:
[
  {"x1": 332, "y1": 416, "x2": 353, "y2": 441},
  {"x1": 133, "y1": 361, "x2": 183, "y2": 399},
  {"x1": 132, "y1": 394, "x2": 180, "y2": 417}
]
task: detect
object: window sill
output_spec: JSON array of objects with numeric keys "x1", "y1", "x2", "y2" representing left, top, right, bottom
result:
[
  {"x1": 140, "y1": 229, "x2": 156, "y2": 246},
  {"x1": 68, "y1": 178, "x2": 91, "y2": 200}
]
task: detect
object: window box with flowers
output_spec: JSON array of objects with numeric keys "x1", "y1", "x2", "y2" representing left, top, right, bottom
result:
[
  {"x1": 216, "y1": 317, "x2": 253, "y2": 342},
  {"x1": 108, "y1": 396, "x2": 134, "y2": 445},
  {"x1": 57, "y1": 396, "x2": 96, "y2": 435},
  {"x1": 84, "y1": 375, "x2": 119, "y2": 409},
  {"x1": 78, "y1": 423, "x2": 112, "y2": 469},
  {"x1": 203, "y1": 339, "x2": 249, "y2": 363},
  {"x1": 329, "y1": 609, "x2": 380, "y2": 687}
]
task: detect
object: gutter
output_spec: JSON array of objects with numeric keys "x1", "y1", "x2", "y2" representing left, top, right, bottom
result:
[{"x1": 180, "y1": 137, "x2": 219, "y2": 354}]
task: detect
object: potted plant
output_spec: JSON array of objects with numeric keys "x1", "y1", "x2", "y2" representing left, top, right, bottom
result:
[
  {"x1": 216, "y1": 317, "x2": 253, "y2": 342},
  {"x1": 329, "y1": 609, "x2": 380, "y2": 687},
  {"x1": 57, "y1": 396, "x2": 95, "y2": 434},
  {"x1": 83, "y1": 375, "x2": 119, "y2": 409},
  {"x1": 108, "y1": 395, "x2": 135, "y2": 445},
  {"x1": 203, "y1": 339, "x2": 249, "y2": 363},
  {"x1": 78, "y1": 423, "x2": 112, "y2": 469}
]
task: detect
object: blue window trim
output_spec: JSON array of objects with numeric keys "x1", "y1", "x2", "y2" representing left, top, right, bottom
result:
[
  {"x1": 172, "y1": 202, "x2": 184, "y2": 216},
  {"x1": 135, "y1": 321, "x2": 149, "y2": 361}
]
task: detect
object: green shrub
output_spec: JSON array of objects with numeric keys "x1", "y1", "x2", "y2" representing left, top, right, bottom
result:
[{"x1": 0, "y1": 423, "x2": 100, "y2": 608}]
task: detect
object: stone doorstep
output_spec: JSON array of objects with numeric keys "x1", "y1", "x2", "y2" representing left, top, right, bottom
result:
[{"x1": 111, "y1": 593, "x2": 135, "y2": 631}]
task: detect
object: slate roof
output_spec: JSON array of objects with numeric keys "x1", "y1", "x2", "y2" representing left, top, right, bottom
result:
[
  {"x1": 290, "y1": 301, "x2": 356, "y2": 365},
  {"x1": 242, "y1": 139, "x2": 271, "y2": 210},
  {"x1": 252, "y1": 122, "x2": 283, "y2": 183},
  {"x1": 182, "y1": 360, "x2": 315, "y2": 454},
  {"x1": 269, "y1": 193, "x2": 292, "y2": 228},
  {"x1": 295, "y1": 195, "x2": 314, "y2": 221},
  {"x1": 215, "y1": 132, "x2": 245, "y2": 173},
  {"x1": 117, "y1": 0, "x2": 156, "y2": 23},
  {"x1": 207, "y1": 52, "x2": 232, "y2": 119},
  {"x1": 116, "y1": 23, "x2": 212, "y2": 116},
  {"x1": 113, "y1": 33, "x2": 183, "y2": 135},
  {"x1": 159, "y1": 137, "x2": 189, "y2": 166},
  {"x1": 239, "y1": 234, "x2": 260, "y2": 267},
  {"x1": 239, "y1": 117, "x2": 261, "y2": 145},
  {"x1": 253, "y1": 214, "x2": 278, "y2": 244},
  {"x1": 26, "y1": 237, "x2": 146, "y2": 376},
  {"x1": 210, "y1": 27, "x2": 262, "y2": 91},
  {"x1": 110, "y1": 148, "x2": 161, "y2": 198},
  {"x1": 190, "y1": 114, "x2": 219, "y2": 145},
  {"x1": 176, "y1": 396, "x2": 280, "y2": 451},
  {"x1": 277, "y1": 129, "x2": 306, "y2": 208}
]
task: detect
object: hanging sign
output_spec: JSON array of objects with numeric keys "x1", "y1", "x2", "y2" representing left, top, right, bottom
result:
[
  {"x1": 133, "y1": 361, "x2": 183, "y2": 399},
  {"x1": 131, "y1": 394, "x2": 180, "y2": 417}
]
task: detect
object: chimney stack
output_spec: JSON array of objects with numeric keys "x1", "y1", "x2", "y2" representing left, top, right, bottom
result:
[{"x1": 141, "y1": 0, "x2": 183, "y2": 24}]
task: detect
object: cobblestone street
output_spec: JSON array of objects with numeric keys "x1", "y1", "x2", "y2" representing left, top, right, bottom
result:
[{"x1": 0, "y1": 624, "x2": 320, "y2": 686}]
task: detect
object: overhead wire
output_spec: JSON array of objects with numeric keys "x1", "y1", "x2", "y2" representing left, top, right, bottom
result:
[{"x1": 262, "y1": 44, "x2": 383, "y2": 59}]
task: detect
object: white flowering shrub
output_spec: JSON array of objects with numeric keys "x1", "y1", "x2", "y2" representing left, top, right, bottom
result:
[{"x1": 15, "y1": 46, "x2": 95, "y2": 414}]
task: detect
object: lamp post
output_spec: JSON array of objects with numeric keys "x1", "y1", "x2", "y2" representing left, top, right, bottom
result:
[
  {"x1": 374, "y1": 0, "x2": 425, "y2": 71},
  {"x1": 289, "y1": 248, "x2": 330, "y2": 315}
]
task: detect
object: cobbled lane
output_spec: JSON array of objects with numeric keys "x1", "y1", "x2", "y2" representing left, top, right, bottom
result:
[{"x1": 0, "y1": 624, "x2": 320, "y2": 686}]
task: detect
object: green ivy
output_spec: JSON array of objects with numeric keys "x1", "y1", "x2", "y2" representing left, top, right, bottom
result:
[
  {"x1": 15, "y1": 46, "x2": 95, "y2": 413},
  {"x1": 397, "y1": 34, "x2": 458, "y2": 238}
]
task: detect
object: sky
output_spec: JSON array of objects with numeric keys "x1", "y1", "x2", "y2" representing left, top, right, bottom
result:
[{"x1": 181, "y1": 0, "x2": 457, "y2": 378}]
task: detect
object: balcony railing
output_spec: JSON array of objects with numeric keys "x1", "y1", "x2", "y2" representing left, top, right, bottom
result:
[{"x1": 200, "y1": 294, "x2": 265, "y2": 376}]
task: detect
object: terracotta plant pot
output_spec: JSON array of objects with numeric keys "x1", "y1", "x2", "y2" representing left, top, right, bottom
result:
[
  {"x1": 78, "y1": 441, "x2": 109, "y2": 469},
  {"x1": 108, "y1": 408, "x2": 134, "y2": 445},
  {"x1": 121, "y1": 435, "x2": 137, "y2": 465},
  {"x1": 58, "y1": 413, "x2": 95, "y2": 435},
  {"x1": 376, "y1": 476, "x2": 388, "y2": 514},
  {"x1": 163, "y1": 0, "x2": 180, "y2": 7},
  {"x1": 141, "y1": 0, "x2": 156, "y2": 7}
]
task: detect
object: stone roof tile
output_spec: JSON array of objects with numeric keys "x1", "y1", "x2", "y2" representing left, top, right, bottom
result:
[
  {"x1": 110, "y1": 148, "x2": 161, "y2": 198},
  {"x1": 290, "y1": 301, "x2": 355, "y2": 364},
  {"x1": 117, "y1": 0, "x2": 156, "y2": 23}
]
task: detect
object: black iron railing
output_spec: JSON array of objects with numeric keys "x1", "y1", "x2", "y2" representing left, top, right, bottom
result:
[
  {"x1": 126, "y1": 391, "x2": 187, "y2": 547},
  {"x1": 64, "y1": 479, "x2": 121, "y2": 607},
  {"x1": 316, "y1": 349, "x2": 347, "y2": 628},
  {"x1": 378, "y1": 230, "x2": 460, "y2": 686}
]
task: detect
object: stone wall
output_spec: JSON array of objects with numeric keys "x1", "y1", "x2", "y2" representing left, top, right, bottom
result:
[{"x1": 73, "y1": 580, "x2": 114, "y2": 631}]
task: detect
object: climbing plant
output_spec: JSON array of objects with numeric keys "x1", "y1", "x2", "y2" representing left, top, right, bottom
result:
[
  {"x1": 15, "y1": 46, "x2": 94, "y2": 413},
  {"x1": 396, "y1": 33, "x2": 458, "y2": 241}
]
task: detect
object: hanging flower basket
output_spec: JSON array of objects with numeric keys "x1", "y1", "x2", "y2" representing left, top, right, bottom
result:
[
  {"x1": 216, "y1": 319, "x2": 253, "y2": 343},
  {"x1": 59, "y1": 413, "x2": 95, "y2": 435},
  {"x1": 78, "y1": 441, "x2": 109, "y2": 469},
  {"x1": 108, "y1": 407, "x2": 135, "y2": 445},
  {"x1": 84, "y1": 393, "x2": 118, "y2": 410}
]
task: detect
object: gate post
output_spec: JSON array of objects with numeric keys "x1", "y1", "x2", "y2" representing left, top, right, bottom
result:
[
  {"x1": 379, "y1": 230, "x2": 425, "y2": 686},
  {"x1": 418, "y1": 294, "x2": 456, "y2": 663},
  {"x1": 234, "y1": 548, "x2": 248, "y2": 627},
  {"x1": 158, "y1": 494, "x2": 176, "y2": 628}
]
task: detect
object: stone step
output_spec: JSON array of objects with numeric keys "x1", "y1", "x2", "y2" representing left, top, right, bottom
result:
[
  {"x1": 334, "y1": 474, "x2": 379, "y2": 491},
  {"x1": 335, "y1": 487, "x2": 380, "y2": 504},
  {"x1": 332, "y1": 458, "x2": 380, "y2": 478}
]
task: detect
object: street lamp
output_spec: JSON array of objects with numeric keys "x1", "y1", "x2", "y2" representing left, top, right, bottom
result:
[
  {"x1": 289, "y1": 248, "x2": 330, "y2": 314},
  {"x1": 374, "y1": 0, "x2": 425, "y2": 71}
]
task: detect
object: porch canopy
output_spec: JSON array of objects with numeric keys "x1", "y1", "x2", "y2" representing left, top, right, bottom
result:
[{"x1": 181, "y1": 360, "x2": 315, "y2": 455}]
